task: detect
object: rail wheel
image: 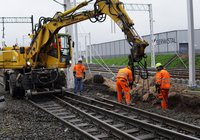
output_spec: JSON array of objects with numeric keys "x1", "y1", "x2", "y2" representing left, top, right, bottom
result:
[{"x1": 61, "y1": 86, "x2": 66, "y2": 96}]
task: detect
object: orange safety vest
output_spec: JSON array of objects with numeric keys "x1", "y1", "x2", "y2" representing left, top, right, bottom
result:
[
  {"x1": 116, "y1": 67, "x2": 133, "y2": 83},
  {"x1": 73, "y1": 63, "x2": 86, "y2": 78},
  {"x1": 156, "y1": 69, "x2": 170, "y2": 89}
]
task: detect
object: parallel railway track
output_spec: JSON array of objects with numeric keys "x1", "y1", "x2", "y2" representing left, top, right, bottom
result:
[
  {"x1": 28, "y1": 92, "x2": 200, "y2": 140},
  {"x1": 86, "y1": 64, "x2": 200, "y2": 80}
]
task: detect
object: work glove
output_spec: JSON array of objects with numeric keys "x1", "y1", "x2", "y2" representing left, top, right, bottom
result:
[
  {"x1": 129, "y1": 82, "x2": 133, "y2": 89},
  {"x1": 155, "y1": 83, "x2": 160, "y2": 88},
  {"x1": 83, "y1": 72, "x2": 86, "y2": 79},
  {"x1": 111, "y1": 76, "x2": 116, "y2": 82}
]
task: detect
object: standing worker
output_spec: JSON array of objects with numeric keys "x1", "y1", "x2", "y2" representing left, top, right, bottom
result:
[
  {"x1": 116, "y1": 62, "x2": 133, "y2": 105},
  {"x1": 73, "y1": 57, "x2": 86, "y2": 95},
  {"x1": 155, "y1": 63, "x2": 171, "y2": 109}
]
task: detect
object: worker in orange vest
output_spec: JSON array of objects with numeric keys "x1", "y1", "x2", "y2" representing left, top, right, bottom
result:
[
  {"x1": 155, "y1": 63, "x2": 171, "y2": 109},
  {"x1": 116, "y1": 62, "x2": 133, "y2": 105},
  {"x1": 73, "y1": 57, "x2": 86, "y2": 95}
]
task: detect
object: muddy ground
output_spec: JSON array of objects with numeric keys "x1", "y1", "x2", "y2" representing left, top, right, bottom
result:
[{"x1": 0, "y1": 75, "x2": 200, "y2": 139}]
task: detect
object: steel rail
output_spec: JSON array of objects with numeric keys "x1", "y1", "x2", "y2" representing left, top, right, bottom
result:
[
  {"x1": 62, "y1": 92, "x2": 199, "y2": 140},
  {"x1": 86, "y1": 64, "x2": 200, "y2": 79},
  {"x1": 95, "y1": 96, "x2": 200, "y2": 138},
  {"x1": 29, "y1": 95, "x2": 139, "y2": 140}
]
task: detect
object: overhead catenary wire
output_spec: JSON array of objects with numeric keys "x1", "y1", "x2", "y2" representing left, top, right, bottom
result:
[
  {"x1": 92, "y1": 46, "x2": 116, "y2": 77},
  {"x1": 85, "y1": 61, "x2": 93, "y2": 76}
]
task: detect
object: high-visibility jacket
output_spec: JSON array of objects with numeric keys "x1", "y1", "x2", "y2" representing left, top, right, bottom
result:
[
  {"x1": 155, "y1": 69, "x2": 170, "y2": 89},
  {"x1": 116, "y1": 67, "x2": 133, "y2": 83},
  {"x1": 73, "y1": 63, "x2": 86, "y2": 78}
]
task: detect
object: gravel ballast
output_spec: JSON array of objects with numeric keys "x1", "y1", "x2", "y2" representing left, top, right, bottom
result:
[
  {"x1": 0, "y1": 87, "x2": 75, "y2": 140},
  {"x1": 0, "y1": 76, "x2": 200, "y2": 139}
]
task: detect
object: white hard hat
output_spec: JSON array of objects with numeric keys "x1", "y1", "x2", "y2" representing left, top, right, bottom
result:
[{"x1": 78, "y1": 57, "x2": 82, "y2": 62}]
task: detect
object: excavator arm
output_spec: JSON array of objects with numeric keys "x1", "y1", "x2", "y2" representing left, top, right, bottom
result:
[{"x1": 28, "y1": 0, "x2": 149, "y2": 72}]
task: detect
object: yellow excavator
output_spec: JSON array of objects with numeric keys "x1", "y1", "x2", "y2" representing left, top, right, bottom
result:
[{"x1": 0, "y1": 0, "x2": 148, "y2": 97}]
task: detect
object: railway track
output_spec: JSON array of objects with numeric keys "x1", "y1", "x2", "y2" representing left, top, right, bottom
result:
[
  {"x1": 1, "y1": 73, "x2": 200, "y2": 139},
  {"x1": 28, "y1": 92, "x2": 200, "y2": 140},
  {"x1": 86, "y1": 64, "x2": 200, "y2": 80}
]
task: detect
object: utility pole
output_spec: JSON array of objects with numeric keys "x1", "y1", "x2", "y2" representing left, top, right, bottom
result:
[
  {"x1": 85, "y1": 35, "x2": 88, "y2": 63},
  {"x1": 187, "y1": 0, "x2": 196, "y2": 88},
  {"x1": 52, "y1": 0, "x2": 74, "y2": 89},
  {"x1": 64, "y1": 0, "x2": 75, "y2": 89},
  {"x1": 89, "y1": 32, "x2": 92, "y2": 64},
  {"x1": 73, "y1": 0, "x2": 79, "y2": 63},
  {"x1": 149, "y1": 4, "x2": 155, "y2": 68}
]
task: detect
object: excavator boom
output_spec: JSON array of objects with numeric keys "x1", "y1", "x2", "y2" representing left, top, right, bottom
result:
[{"x1": 28, "y1": 0, "x2": 148, "y2": 68}]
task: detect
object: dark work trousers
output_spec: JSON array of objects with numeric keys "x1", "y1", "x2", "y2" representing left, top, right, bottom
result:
[{"x1": 74, "y1": 77, "x2": 83, "y2": 94}]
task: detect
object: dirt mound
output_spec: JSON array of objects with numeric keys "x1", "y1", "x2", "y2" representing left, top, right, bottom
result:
[{"x1": 86, "y1": 76, "x2": 200, "y2": 112}]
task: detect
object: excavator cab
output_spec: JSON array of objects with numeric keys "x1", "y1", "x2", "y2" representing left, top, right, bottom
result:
[
  {"x1": 47, "y1": 33, "x2": 73, "y2": 68},
  {"x1": 57, "y1": 34, "x2": 73, "y2": 66}
]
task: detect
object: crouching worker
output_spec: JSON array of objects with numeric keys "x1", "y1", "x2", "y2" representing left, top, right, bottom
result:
[
  {"x1": 155, "y1": 63, "x2": 171, "y2": 109},
  {"x1": 73, "y1": 58, "x2": 86, "y2": 95},
  {"x1": 116, "y1": 63, "x2": 133, "y2": 105}
]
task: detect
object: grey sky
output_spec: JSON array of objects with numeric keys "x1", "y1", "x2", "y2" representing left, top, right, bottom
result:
[{"x1": 0, "y1": 0, "x2": 200, "y2": 49}]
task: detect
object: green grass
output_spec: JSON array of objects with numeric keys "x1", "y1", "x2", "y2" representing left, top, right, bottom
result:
[
  {"x1": 92, "y1": 56, "x2": 128, "y2": 66},
  {"x1": 92, "y1": 54, "x2": 200, "y2": 69}
]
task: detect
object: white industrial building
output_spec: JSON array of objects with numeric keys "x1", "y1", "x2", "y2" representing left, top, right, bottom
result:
[{"x1": 87, "y1": 29, "x2": 200, "y2": 58}]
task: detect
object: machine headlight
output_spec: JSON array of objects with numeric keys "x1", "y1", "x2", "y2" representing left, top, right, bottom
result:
[
  {"x1": 69, "y1": 60, "x2": 72, "y2": 64},
  {"x1": 27, "y1": 61, "x2": 31, "y2": 66}
]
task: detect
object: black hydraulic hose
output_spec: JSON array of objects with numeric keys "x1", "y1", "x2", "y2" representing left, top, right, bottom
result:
[
  {"x1": 108, "y1": 0, "x2": 119, "y2": 17},
  {"x1": 89, "y1": 1, "x2": 106, "y2": 23}
]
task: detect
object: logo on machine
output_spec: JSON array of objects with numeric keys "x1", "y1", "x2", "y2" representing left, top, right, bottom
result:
[{"x1": 155, "y1": 38, "x2": 176, "y2": 45}]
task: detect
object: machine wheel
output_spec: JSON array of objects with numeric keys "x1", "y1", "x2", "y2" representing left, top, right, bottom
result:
[
  {"x1": 3, "y1": 72, "x2": 9, "y2": 91},
  {"x1": 9, "y1": 73, "x2": 18, "y2": 97},
  {"x1": 25, "y1": 90, "x2": 32, "y2": 99},
  {"x1": 59, "y1": 71, "x2": 66, "y2": 87},
  {"x1": 54, "y1": 71, "x2": 66, "y2": 88}
]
